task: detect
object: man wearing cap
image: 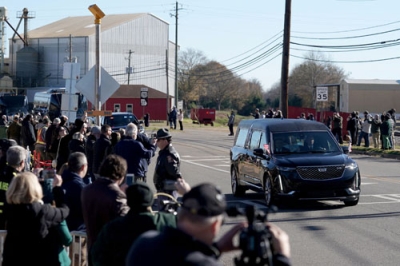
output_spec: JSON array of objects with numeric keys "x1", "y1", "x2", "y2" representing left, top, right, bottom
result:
[
  {"x1": 91, "y1": 181, "x2": 179, "y2": 266},
  {"x1": 126, "y1": 183, "x2": 292, "y2": 266},
  {"x1": 153, "y1": 128, "x2": 181, "y2": 198}
]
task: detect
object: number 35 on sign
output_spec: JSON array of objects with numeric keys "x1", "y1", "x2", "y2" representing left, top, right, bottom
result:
[{"x1": 316, "y1": 87, "x2": 328, "y2": 102}]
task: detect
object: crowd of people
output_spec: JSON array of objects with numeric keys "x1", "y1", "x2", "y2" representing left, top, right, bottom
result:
[{"x1": 0, "y1": 112, "x2": 292, "y2": 266}]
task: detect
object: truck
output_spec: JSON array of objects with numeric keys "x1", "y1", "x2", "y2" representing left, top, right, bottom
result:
[{"x1": 0, "y1": 95, "x2": 29, "y2": 117}]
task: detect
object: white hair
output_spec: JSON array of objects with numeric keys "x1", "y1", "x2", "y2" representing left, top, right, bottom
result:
[{"x1": 125, "y1": 123, "x2": 138, "y2": 137}]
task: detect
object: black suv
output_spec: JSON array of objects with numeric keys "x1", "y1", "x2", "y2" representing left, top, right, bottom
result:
[
  {"x1": 230, "y1": 119, "x2": 361, "y2": 206},
  {"x1": 102, "y1": 112, "x2": 144, "y2": 134}
]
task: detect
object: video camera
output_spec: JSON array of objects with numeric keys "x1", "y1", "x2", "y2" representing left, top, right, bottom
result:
[{"x1": 227, "y1": 204, "x2": 278, "y2": 266}]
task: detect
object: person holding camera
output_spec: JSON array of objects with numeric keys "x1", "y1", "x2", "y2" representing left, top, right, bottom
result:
[{"x1": 126, "y1": 183, "x2": 291, "y2": 266}]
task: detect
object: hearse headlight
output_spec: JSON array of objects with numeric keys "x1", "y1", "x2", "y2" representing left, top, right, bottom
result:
[
  {"x1": 276, "y1": 166, "x2": 296, "y2": 172},
  {"x1": 345, "y1": 162, "x2": 358, "y2": 170}
]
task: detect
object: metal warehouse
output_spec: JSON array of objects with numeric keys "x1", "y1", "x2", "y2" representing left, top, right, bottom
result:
[{"x1": 8, "y1": 13, "x2": 176, "y2": 100}]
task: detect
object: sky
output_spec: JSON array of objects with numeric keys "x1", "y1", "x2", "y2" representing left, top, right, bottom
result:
[{"x1": 3, "y1": 0, "x2": 400, "y2": 91}]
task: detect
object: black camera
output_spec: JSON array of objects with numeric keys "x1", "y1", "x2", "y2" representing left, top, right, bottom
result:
[{"x1": 227, "y1": 204, "x2": 277, "y2": 266}]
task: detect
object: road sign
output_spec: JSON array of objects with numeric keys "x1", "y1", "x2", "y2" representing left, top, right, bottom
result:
[
  {"x1": 140, "y1": 87, "x2": 148, "y2": 106},
  {"x1": 76, "y1": 66, "x2": 120, "y2": 105},
  {"x1": 316, "y1": 87, "x2": 328, "y2": 102},
  {"x1": 86, "y1": 110, "x2": 113, "y2": 116}
]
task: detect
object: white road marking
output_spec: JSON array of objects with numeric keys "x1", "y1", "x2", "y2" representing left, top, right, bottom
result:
[{"x1": 182, "y1": 159, "x2": 230, "y2": 173}]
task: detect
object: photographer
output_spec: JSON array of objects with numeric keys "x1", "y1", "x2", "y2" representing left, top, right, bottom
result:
[{"x1": 126, "y1": 183, "x2": 291, "y2": 266}]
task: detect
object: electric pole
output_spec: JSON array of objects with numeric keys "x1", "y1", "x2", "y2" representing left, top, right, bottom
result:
[
  {"x1": 171, "y1": 2, "x2": 182, "y2": 108},
  {"x1": 280, "y1": 0, "x2": 292, "y2": 118},
  {"x1": 127, "y1": 49, "x2": 133, "y2": 85}
]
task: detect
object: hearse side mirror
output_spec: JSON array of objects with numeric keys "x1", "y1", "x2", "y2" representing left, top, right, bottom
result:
[
  {"x1": 342, "y1": 146, "x2": 350, "y2": 154},
  {"x1": 253, "y1": 148, "x2": 269, "y2": 159}
]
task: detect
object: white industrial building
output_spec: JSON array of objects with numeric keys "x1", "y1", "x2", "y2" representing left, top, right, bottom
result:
[{"x1": 7, "y1": 13, "x2": 176, "y2": 98}]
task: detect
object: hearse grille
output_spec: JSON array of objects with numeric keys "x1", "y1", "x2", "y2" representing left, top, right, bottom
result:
[{"x1": 297, "y1": 165, "x2": 345, "y2": 180}]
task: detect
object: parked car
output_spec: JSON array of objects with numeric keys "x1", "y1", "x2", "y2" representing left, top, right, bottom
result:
[
  {"x1": 230, "y1": 119, "x2": 361, "y2": 206},
  {"x1": 102, "y1": 112, "x2": 145, "y2": 135}
]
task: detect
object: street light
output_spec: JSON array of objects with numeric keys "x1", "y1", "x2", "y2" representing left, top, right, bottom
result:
[{"x1": 88, "y1": 4, "x2": 105, "y2": 125}]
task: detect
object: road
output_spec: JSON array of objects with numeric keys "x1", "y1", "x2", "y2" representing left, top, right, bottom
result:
[{"x1": 145, "y1": 126, "x2": 400, "y2": 266}]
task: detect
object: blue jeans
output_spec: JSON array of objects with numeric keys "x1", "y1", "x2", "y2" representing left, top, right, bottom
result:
[{"x1": 357, "y1": 131, "x2": 370, "y2": 147}]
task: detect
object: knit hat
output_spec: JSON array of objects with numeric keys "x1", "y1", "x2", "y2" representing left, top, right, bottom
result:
[
  {"x1": 181, "y1": 183, "x2": 226, "y2": 217},
  {"x1": 126, "y1": 182, "x2": 154, "y2": 209},
  {"x1": 91, "y1": 126, "x2": 101, "y2": 134}
]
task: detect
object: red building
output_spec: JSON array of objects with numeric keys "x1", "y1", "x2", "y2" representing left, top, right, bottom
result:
[{"x1": 88, "y1": 84, "x2": 173, "y2": 120}]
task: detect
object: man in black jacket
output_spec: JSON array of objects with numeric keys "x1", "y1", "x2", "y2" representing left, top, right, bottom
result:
[
  {"x1": 153, "y1": 128, "x2": 181, "y2": 197},
  {"x1": 93, "y1": 125, "x2": 112, "y2": 175}
]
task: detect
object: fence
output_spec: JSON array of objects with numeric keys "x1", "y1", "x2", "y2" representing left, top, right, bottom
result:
[{"x1": 0, "y1": 230, "x2": 87, "y2": 266}]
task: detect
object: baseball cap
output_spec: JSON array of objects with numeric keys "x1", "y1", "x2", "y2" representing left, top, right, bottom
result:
[
  {"x1": 126, "y1": 182, "x2": 154, "y2": 209},
  {"x1": 156, "y1": 128, "x2": 171, "y2": 139},
  {"x1": 181, "y1": 183, "x2": 226, "y2": 217}
]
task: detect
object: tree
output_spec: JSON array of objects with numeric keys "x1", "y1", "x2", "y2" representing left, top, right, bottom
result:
[
  {"x1": 178, "y1": 48, "x2": 208, "y2": 109},
  {"x1": 288, "y1": 51, "x2": 348, "y2": 108}
]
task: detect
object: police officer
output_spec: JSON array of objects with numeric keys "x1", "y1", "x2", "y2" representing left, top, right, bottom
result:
[{"x1": 153, "y1": 128, "x2": 181, "y2": 202}]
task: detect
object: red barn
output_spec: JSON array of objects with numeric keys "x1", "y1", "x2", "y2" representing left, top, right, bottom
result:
[{"x1": 88, "y1": 84, "x2": 173, "y2": 120}]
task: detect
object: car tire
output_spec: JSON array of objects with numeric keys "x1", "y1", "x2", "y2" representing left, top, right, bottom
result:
[
  {"x1": 231, "y1": 167, "x2": 245, "y2": 197},
  {"x1": 344, "y1": 198, "x2": 359, "y2": 206},
  {"x1": 264, "y1": 176, "x2": 273, "y2": 206}
]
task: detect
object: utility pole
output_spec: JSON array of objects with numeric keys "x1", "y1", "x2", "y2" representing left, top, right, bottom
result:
[
  {"x1": 166, "y1": 49, "x2": 170, "y2": 125},
  {"x1": 69, "y1": 34, "x2": 73, "y2": 62},
  {"x1": 280, "y1": 0, "x2": 292, "y2": 118},
  {"x1": 127, "y1": 49, "x2": 133, "y2": 85},
  {"x1": 171, "y1": 2, "x2": 182, "y2": 108}
]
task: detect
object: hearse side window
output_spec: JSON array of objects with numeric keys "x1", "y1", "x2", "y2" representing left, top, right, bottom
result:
[
  {"x1": 259, "y1": 132, "x2": 268, "y2": 151},
  {"x1": 250, "y1": 131, "x2": 262, "y2": 150},
  {"x1": 235, "y1": 128, "x2": 249, "y2": 148}
]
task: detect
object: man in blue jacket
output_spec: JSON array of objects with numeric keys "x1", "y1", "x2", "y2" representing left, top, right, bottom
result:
[
  {"x1": 114, "y1": 123, "x2": 156, "y2": 183},
  {"x1": 61, "y1": 152, "x2": 88, "y2": 231}
]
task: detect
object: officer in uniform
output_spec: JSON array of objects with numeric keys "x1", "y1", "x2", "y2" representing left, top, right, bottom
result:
[{"x1": 153, "y1": 128, "x2": 181, "y2": 207}]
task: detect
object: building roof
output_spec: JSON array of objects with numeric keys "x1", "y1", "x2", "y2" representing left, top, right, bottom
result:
[
  {"x1": 26, "y1": 13, "x2": 155, "y2": 38},
  {"x1": 342, "y1": 79, "x2": 400, "y2": 85},
  {"x1": 110, "y1": 84, "x2": 170, "y2": 99}
]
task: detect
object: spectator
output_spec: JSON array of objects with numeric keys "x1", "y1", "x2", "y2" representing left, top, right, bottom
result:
[
  {"x1": 380, "y1": 114, "x2": 391, "y2": 149},
  {"x1": 357, "y1": 111, "x2": 372, "y2": 147},
  {"x1": 6, "y1": 115, "x2": 21, "y2": 145},
  {"x1": 35, "y1": 117, "x2": 50, "y2": 161},
  {"x1": 0, "y1": 138, "x2": 17, "y2": 174},
  {"x1": 54, "y1": 126, "x2": 69, "y2": 172},
  {"x1": 69, "y1": 132, "x2": 85, "y2": 154},
  {"x1": 2, "y1": 172, "x2": 69, "y2": 266},
  {"x1": 81, "y1": 154, "x2": 129, "y2": 264},
  {"x1": 227, "y1": 111, "x2": 235, "y2": 136},
  {"x1": 61, "y1": 152, "x2": 88, "y2": 231},
  {"x1": 0, "y1": 145, "x2": 26, "y2": 229},
  {"x1": 93, "y1": 125, "x2": 112, "y2": 174},
  {"x1": 346, "y1": 112, "x2": 358, "y2": 145},
  {"x1": 178, "y1": 109, "x2": 184, "y2": 130},
  {"x1": 20, "y1": 114, "x2": 36, "y2": 152},
  {"x1": 91, "y1": 181, "x2": 178, "y2": 266},
  {"x1": 144, "y1": 113, "x2": 150, "y2": 127},
  {"x1": 251, "y1": 108, "x2": 260, "y2": 119},
  {"x1": 371, "y1": 114, "x2": 382, "y2": 149},
  {"x1": 126, "y1": 183, "x2": 291, "y2": 266},
  {"x1": 114, "y1": 123, "x2": 155, "y2": 183},
  {"x1": 332, "y1": 112, "x2": 343, "y2": 144},
  {"x1": 86, "y1": 126, "x2": 101, "y2": 181},
  {"x1": 170, "y1": 106, "x2": 177, "y2": 129},
  {"x1": 45, "y1": 117, "x2": 61, "y2": 161}
]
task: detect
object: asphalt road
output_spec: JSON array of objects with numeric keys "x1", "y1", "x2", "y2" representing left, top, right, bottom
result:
[{"x1": 145, "y1": 126, "x2": 400, "y2": 266}]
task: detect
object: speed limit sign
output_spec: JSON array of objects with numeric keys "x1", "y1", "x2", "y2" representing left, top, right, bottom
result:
[{"x1": 316, "y1": 87, "x2": 328, "y2": 102}]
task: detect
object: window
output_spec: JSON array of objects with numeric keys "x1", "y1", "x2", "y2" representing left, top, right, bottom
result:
[
  {"x1": 235, "y1": 128, "x2": 249, "y2": 148},
  {"x1": 250, "y1": 131, "x2": 262, "y2": 150},
  {"x1": 126, "y1": 104, "x2": 133, "y2": 113},
  {"x1": 114, "y1": 104, "x2": 120, "y2": 112}
]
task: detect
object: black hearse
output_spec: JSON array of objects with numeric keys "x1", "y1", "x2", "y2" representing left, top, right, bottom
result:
[{"x1": 230, "y1": 119, "x2": 361, "y2": 206}]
